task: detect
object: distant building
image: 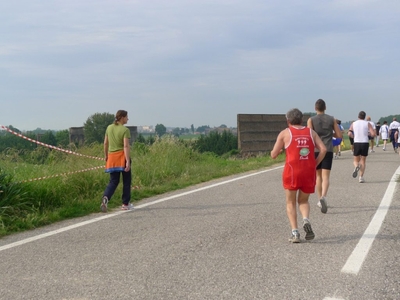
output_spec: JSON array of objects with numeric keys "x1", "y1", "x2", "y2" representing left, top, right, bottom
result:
[
  {"x1": 205, "y1": 127, "x2": 237, "y2": 135},
  {"x1": 138, "y1": 125, "x2": 154, "y2": 133}
]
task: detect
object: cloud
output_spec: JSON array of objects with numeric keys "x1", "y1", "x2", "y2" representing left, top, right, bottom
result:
[{"x1": 1, "y1": 0, "x2": 400, "y2": 130}]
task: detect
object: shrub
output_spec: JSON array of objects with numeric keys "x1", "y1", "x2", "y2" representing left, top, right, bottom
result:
[
  {"x1": 194, "y1": 130, "x2": 238, "y2": 156},
  {"x1": 0, "y1": 168, "x2": 37, "y2": 234}
]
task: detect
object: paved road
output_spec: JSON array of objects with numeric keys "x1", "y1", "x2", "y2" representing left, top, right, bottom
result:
[{"x1": 1, "y1": 146, "x2": 399, "y2": 300}]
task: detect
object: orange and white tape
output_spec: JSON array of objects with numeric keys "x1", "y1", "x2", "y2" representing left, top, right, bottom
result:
[
  {"x1": 18, "y1": 165, "x2": 105, "y2": 183},
  {"x1": 0, "y1": 125, "x2": 105, "y2": 161},
  {"x1": 1, "y1": 124, "x2": 140, "y2": 189}
]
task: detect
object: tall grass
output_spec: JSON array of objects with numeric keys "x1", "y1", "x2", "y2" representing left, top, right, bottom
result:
[{"x1": 0, "y1": 136, "x2": 284, "y2": 237}]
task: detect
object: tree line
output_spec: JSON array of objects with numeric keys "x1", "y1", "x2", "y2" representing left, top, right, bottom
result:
[{"x1": 1, "y1": 113, "x2": 238, "y2": 156}]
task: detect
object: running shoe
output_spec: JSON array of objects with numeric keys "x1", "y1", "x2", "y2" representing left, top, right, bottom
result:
[
  {"x1": 359, "y1": 176, "x2": 365, "y2": 183},
  {"x1": 338, "y1": 151, "x2": 341, "y2": 156},
  {"x1": 288, "y1": 231, "x2": 300, "y2": 243},
  {"x1": 352, "y1": 166, "x2": 360, "y2": 178},
  {"x1": 303, "y1": 219, "x2": 315, "y2": 240},
  {"x1": 319, "y1": 196, "x2": 328, "y2": 214},
  {"x1": 100, "y1": 196, "x2": 108, "y2": 213},
  {"x1": 121, "y1": 203, "x2": 134, "y2": 210}
]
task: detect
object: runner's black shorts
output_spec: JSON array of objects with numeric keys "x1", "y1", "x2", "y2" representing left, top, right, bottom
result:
[
  {"x1": 353, "y1": 143, "x2": 369, "y2": 157},
  {"x1": 315, "y1": 151, "x2": 333, "y2": 170}
]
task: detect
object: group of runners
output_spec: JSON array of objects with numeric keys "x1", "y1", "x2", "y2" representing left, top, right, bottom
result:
[{"x1": 270, "y1": 99, "x2": 396, "y2": 243}]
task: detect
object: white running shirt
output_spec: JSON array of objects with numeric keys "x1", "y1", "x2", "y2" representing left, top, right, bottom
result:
[
  {"x1": 353, "y1": 120, "x2": 370, "y2": 143},
  {"x1": 389, "y1": 120, "x2": 400, "y2": 131},
  {"x1": 379, "y1": 124, "x2": 389, "y2": 140}
]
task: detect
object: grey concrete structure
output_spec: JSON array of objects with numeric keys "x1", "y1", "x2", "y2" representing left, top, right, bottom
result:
[
  {"x1": 68, "y1": 126, "x2": 85, "y2": 146},
  {"x1": 237, "y1": 114, "x2": 310, "y2": 154}
]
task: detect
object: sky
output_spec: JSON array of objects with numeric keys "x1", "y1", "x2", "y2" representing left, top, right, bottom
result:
[{"x1": 1, "y1": 0, "x2": 400, "y2": 131}]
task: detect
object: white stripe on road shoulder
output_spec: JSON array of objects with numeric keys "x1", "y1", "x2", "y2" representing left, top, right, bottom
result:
[
  {"x1": 0, "y1": 166, "x2": 282, "y2": 252},
  {"x1": 341, "y1": 166, "x2": 400, "y2": 275}
]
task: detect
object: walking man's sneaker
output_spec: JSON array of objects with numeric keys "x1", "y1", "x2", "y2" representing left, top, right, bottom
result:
[
  {"x1": 121, "y1": 203, "x2": 134, "y2": 210},
  {"x1": 359, "y1": 176, "x2": 365, "y2": 183},
  {"x1": 352, "y1": 166, "x2": 360, "y2": 178},
  {"x1": 100, "y1": 196, "x2": 108, "y2": 213},
  {"x1": 289, "y1": 231, "x2": 300, "y2": 243},
  {"x1": 319, "y1": 196, "x2": 328, "y2": 214},
  {"x1": 303, "y1": 219, "x2": 315, "y2": 240}
]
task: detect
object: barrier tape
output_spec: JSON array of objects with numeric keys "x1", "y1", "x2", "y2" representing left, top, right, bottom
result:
[
  {"x1": 1, "y1": 124, "x2": 140, "y2": 190},
  {"x1": 17, "y1": 166, "x2": 105, "y2": 183},
  {"x1": 0, "y1": 125, "x2": 105, "y2": 161},
  {"x1": 17, "y1": 165, "x2": 141, "y2": 189}
]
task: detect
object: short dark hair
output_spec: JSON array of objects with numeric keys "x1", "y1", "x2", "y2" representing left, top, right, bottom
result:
[
  {"x1": 286, "y1": 108, "x2": 303, "y2": 125},
  {"x1": 358, "y1": 111, "x2": 366, "y2": 120},
  {"x1": 315, "y1": 99, "x2": 326, "y2": 112}
]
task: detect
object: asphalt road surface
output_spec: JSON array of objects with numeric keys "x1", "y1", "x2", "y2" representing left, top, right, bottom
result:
[{"x1": 1, "y1": 145, "x2": 399, "y2": 300}]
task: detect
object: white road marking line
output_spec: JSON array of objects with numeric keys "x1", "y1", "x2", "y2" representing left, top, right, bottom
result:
[
  {"x1": 341, "y1": 166, "x2": 400, "y2": 275},
  {"x1": 0, "y1": 167, "x2": 282, "y2": 252}
]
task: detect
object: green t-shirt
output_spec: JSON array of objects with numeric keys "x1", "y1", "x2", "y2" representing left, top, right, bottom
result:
[{"x1": 105, "y1": 124, "x2": 131, "y2": 153}]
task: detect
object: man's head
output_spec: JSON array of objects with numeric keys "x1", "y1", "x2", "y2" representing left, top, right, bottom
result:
[
  {"x1": 286, "y1": 108, "x2": 303, "y2": 125},
  {"x1": 366, "y1": 116, "x2": 371, "y2": 121},
  {"x1": 315, "y1": 99, "x2": 326, "y2": 112},
  {"x1": 358, "y1": 111, "x2": 366, "y2": 120}
]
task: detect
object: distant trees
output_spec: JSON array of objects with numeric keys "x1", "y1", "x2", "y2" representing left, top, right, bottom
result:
[
  {"x1": 135, "y1": 133, "x2": 156, "y2": 145},
  {"x1": 84, "y1": 112, "x2": 115, "y2": 144},
  {"x1": 55, "y1": 130, "x2": 70, "y2": 148},
  {"x1": 39, "y1": 131, "x2": 57, "y2": 146},
  {"x1": 196, "y1": 125, "x2": 210, "y2": 133},
  {"x1": 0, "y1": 127, "x2": 67, "y2": 153},
  {"x1": 172, "y1": 127, "x2": 181, "y2": 137},
  {"x1": 171, "y1": 127, "x2": 190, "y2": 137},
  {"x1": 155, "y1": 124, "x2": 167, "y2": 137},
  {"x1": 379, "y1": 115, "x2": 400, "y2": 124},
  {"x1": 0, "y1": 129, "x2": 36, "y2": 152}
]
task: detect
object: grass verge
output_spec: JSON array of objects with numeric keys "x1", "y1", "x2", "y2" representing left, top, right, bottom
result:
[{"x1": 0, "y1": 136, "x2": 284, "y2": 237}]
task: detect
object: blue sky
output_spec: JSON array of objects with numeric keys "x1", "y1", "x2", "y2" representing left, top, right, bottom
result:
[{"x1": 1, "y1": 0, "x2": 399, "y2": 131}]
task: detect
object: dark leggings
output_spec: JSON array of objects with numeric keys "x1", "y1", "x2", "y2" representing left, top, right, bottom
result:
[
  {"x1": 103, "y1": 170, "x2": 131, "y2": 205},
  {"x1": 390, "y1": 132, "x2": 398, "y2": 149}
]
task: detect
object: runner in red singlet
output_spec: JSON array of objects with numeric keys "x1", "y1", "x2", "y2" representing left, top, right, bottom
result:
[
  {"x1": 282, "y1": 126, "x2": 317, "y2": 193},
  {"x1": 271, "y1": 108, "x2": 327, "y2": 243}
]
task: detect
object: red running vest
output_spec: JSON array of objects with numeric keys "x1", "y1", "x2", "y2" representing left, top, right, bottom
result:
[{"x1": 282, "y1": 126, "x2": 317, "y2": 193}]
